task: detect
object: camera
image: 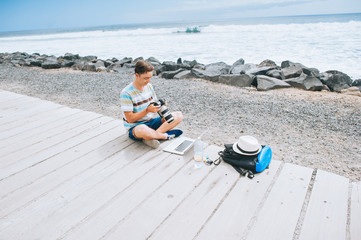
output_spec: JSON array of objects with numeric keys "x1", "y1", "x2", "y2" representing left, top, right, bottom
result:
[{"x1": 153, "y1": 99, "x2": 174, "y2": 123}]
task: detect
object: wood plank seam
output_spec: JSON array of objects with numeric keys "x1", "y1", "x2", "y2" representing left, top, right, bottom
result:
[
  {"x1": 292, "y1": 168, "x2": 318, "y2": 240},
  {"x1": 240, "y1": 162, "x2": 285, "y2": 240},
  {"x1": 0, "y1": 129, "x2": 129, "y2": 201},
  {"x1": 0, "y1": 117, "x2": 115, "y2": 181},
  {"x1": 191, "y1": 173, "x2": 240, "y2": 240},
  {"x1": 0, "y1": 135, "x2": 134, "y2": 220},
  {"x1": 145, "y1": 164, "x2": 219, "y2": 239},
  {"x1": 346, "y1": 182, "x2": 352, "y2": 240},
  {"x1": 99, "y1": 152, "x2": 198, "y2": 239}
]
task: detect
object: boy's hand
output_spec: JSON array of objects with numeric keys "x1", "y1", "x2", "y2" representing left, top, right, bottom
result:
[{"x1": 147, "y1": 103, "x2": 160, "y2": 113}]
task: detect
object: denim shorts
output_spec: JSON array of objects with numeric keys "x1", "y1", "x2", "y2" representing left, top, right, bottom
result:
[{"x1": 128, "y1": 117, "x2": 163, "y2": 141}]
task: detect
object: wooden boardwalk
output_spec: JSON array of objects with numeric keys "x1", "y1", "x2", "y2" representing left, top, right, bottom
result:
[{"x1": 0, "y1": 89, "x2": 360, "y2": 240}]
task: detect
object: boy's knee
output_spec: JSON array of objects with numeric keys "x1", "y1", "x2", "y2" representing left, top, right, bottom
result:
[{"x1": 174, "y1": 111, "x2": 183, "y2": 123}]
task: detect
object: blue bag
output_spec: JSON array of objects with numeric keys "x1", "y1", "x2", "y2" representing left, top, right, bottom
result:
[{"x1": 219, "y1": 144, "x2": 272, "y2": 179}]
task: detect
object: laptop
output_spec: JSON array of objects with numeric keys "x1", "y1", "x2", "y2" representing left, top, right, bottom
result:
[{"x1": 163, "y1": 137, "x2": 195, "y2": 155}]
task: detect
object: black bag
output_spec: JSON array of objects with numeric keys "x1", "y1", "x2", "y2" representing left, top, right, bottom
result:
[{"x1": 219, "y1": 144, "x2": 272, "y2": 179}]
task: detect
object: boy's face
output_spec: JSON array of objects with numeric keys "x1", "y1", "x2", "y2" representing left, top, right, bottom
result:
[{"x1": 136, "y1": 71, "x2": 153, "y2": 86}]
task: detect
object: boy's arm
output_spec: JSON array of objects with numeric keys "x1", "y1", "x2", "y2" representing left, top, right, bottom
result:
[{"x1": 124, "y1": 104, "x2": 160, "y2": 123}]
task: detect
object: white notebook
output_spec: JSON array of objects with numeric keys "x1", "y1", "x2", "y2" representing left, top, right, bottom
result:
[{"x1": 162, "y1": 137, "x2": 195, "y2": 155}]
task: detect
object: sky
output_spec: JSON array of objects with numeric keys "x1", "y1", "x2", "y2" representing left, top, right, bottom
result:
[{"x1": 0, "y1": 0, "x2": 360, "y2": 32}]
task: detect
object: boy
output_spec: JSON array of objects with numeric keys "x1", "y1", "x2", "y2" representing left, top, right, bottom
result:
[{"x1": 120, "y1": 60, "x2": 183, "y2": 148}]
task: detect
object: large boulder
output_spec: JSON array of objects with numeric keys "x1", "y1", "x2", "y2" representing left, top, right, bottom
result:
[
  {"x1": 285, "y1": 73, "x2": 324, "y2": 91},
  {"x1": 162, "y1": 61, "x2": 182, "y2": 71},
  {"x1": 159, "y1": 69, "x2": 184, "y2": 79},
  {"x1": 218, "y1": 74, "x2": 253, "y2": 88},
  {"x1": 146, "y1": 57, "x2": 161, "y2": 66},
  {"x1": 320, "y1": 70, "x2": 352, "y2": 92},
  {"x1": 352, "y1": 79, "x2": 361, "y2": 91},
  {"x1": 173, "y1": 70, "x2": 193, "y2": 79},
  {"x1": 282, "y1": 65, "x2": 303, "y2": 79},
  {"x1": 205, "y1": 62, "x2": 231, "y2": 75},
  {"x1": 84, "y1": 62, "x2": 96, "y2": 72},
  {"x1": 266, "y1": 69, "x2": 285, "y2": 79},
  {"x1": 258, "y1": 59, "x2": 277, "y2": 68},
  {"x1": 191, "y1": 68, "x2": 220, "y2": 82},
  {"x1": 230, "y1": 63, "x2": 256, "y2": 74},
  {"x1": 247, "y1": 66, "x2": 277, "y2": 76},
  {"x1": 256, "y1": 75, "x2": 291, "y2": 91},
  {"x1": 62, "y1": 53, "x2": 80, "y2": 60},
  {"x1": 41, "y1": 56, "x2": 60, "y2": 69}
]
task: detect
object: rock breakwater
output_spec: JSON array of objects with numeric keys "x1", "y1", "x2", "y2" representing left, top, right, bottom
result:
[{"x1": 1, "y1": 52, "x2": 360, "y2": 95}]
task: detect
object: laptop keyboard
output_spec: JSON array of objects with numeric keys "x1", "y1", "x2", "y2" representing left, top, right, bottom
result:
[{"x1": 175, "y1": 140, "x2": 193, "y2": 152}]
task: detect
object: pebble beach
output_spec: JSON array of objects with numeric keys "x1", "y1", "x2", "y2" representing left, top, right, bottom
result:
[{"x1": 0, "y1": 64, "x2": 360, "y2": 181}]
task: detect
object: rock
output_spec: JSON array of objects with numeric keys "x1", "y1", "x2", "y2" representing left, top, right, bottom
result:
[
  {"x1": 177, "y1": 58, "x2": 182, "y2": 64},
  {"x1": 256, "y1": 75, "x2": 291, "y2": 91},
  {"x1": 61, "y1": 60, "x2": 76, "y2": 68},
  {"x1": 63, "y1": 53, "x2": 80, "y2": 60},
  {"x1": 28, "y1": 58, "x2": 43, "y2": 67},
  {"x1": 340, "y1": 86, "x2": 361, "y2": 96},
  {"x1": 247, "y1": 66, "x2": 276, "y2": 76},
  {"x1": 218, "y1": 74, "x2": 253, "y2": 88},
  {"x1": 232, "y1": 58, "x2": 245, "y2": 66},
  {"x1": 84, "y1": 62, "x2": 96, "y2": 72},
  {"x1": 321, "y1": 70, "x2": 352, "y2": 92},
  {"x1": 173, "y1": 70, "x2": 193, "y2": 79},
  {"x1": 146, "y1": 57, "x2": 161, "y2": 65},
  {"x1": 80, "y1": 55, "x2": 97, "y2": 62},
  {"x1": 230, "y1": 63, "x2": 256, "y2": 74},
  {"x1": 193, "y1": 63, "x2": 205, "y2": 70},
  {"x1": 183, "y1": 60, "x2": 198, "y2": 68},
  {"x1": 123, "y1": 63, "x2": 135, "y2": 68},
  {"x1": 112, "y1": 66, "x2": 134, "y2": 74},
  {"x1": 258, "y1": 59, "x2": 277, "y2": 67},
  {"x1": 191, "y1": 68, "x2": 220, "y2": 82},
  {"x1": 266, "y1": 69, "x2": 285, "y2": 79},
  {"x1": 303, "y1": 67, "x2": 320, "y2": 78},
  {"x1": 95, "y1": 60, "x2": 106, "y2": 72},
  {"x1": 162, "y1": 61, "x2": 181, "y2": 71},
  {"x1": 117, "y1": 57, "x2": 133, "y2": 66},
  {"x1": 281, "y1": 60, "x2": 301, "y2": 68},
  {"x1": 282, "y1": 65, "x2": 303, "y2": 79},
  {"x1": 159, "y1": 69, "x2": 184, "y2": 79},
  {"x1": 133, "y1": 57, "x2": 144, "y2": 64},
  {"x1": 285, "y1": 73, "x2": 324, "y2": 91},
  {"x1": 103, "y1": 60, "x2": 113, "y2": 68},
  {"x1": 351, "y1": 79, "x2": 361, "y2": 91},
  {"x1": 41, "y1": 59, "x2": 61, "y2": 69},
  {"x1": 154, "y1": 64, "x2": 167, "y2": 75},
  {"x1": 205, "y1": 62, "x2": 231, "y2": 75}
]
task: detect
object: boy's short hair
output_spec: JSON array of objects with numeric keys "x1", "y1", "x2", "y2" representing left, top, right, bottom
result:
[{"x1": 135, "y1": 60, "x2": 154, "y2": 74}]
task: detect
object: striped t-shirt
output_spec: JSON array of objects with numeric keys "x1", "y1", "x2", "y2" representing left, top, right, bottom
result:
[{"x1": 120, "y1": 82, "x2": 158, "y2": 129}]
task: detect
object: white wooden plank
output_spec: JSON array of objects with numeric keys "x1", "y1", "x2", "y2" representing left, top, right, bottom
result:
[
  {"x1": 350, "y1": 181, "x2": 361, "y2": 240},
  {"x1": 299, "y1": 170, "x2": 349, "y2": 240},
  {"x1": 0, "y1": 100, "x2": 62, "y2": 127},
  {"x1": 0, "y1": 110, "x2": 97, "y2": 153},
  {"x1": 0, "y1": 107, "x2": 81, "y2": 143},
  {"x1": 245, "y1": 163, "x2": 313, "y2": 240},
  {"x1": 148, "y1": 149, "x2": 242, "y2": 240},
  {"x1": 0, "y1": 124, "x2": 126, "y2": 199},
  {"x1": 0, "y1": 143, "x2": 168, "y2": 239},
  {"x1": 101, "y1": 146, "x2": 220, "y2": 240},
  {"x1": 0, "y1": 91, "x2": 25, "y2": 102},
  {"x1": 0, "y1": 116, "x2": 117, "y2": 180},
  {"x1": 61, "y1": 146, "x2": 221, "y2": 240},
  {"x1": 196, "y1": 160, "x2": 282, "y2": 240},
  {"x1": 0, "y1": 129, "x2": 130, "y2": 222},
  {"x1": 0, "y1": 95, "x2": 42, "y2": 111},
  {"x1": 0, "y1": 111, "x2": 103, "y2": 163}
]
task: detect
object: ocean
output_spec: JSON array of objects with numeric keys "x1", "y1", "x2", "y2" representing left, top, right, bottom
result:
[{"x1": 1, "y1": 13, "x2": 361, "y2": 79}]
